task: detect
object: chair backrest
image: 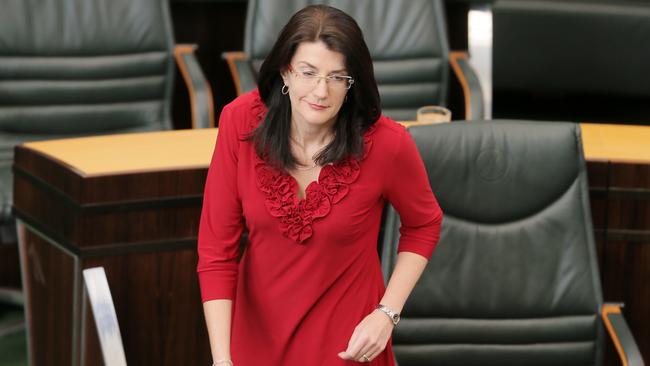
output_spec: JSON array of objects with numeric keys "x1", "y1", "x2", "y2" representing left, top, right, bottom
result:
[
  {"x1": 245, "y1": 0, "x2": 450, "y2": 121},
  {"x1": 492, "y1": 0, "x2": 650, "y2": 123},
  {"x1": 382, "y1": 121, "x2": 605, "y2": 365},
  {"x1": 494, "y1": 0, "x2": 650, "y2": 98},
  {"x1": 0, "y1": 0, "x2": 175, "y2": 219},
  {"x1": 83, "y1": 267, "x2": 127, "y2": 366}
]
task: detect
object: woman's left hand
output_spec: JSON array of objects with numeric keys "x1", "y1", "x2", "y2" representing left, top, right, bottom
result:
[{"x1": 338, "y1": 309, "x2": 394, "y2": 363}]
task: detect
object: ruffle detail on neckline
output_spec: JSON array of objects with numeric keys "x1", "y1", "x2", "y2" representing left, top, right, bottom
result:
[{"x1": 251, "y1": 90, "x2": 375, "y2": 243}]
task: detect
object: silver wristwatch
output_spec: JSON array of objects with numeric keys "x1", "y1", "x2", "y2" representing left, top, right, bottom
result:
[{"x1": 376, "y1": 304, "x2": 400, "y2": 326}]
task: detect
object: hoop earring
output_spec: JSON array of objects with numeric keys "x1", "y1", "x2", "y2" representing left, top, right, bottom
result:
[{"x1": 281, "y1": 84, "x2": 289, "y2": 95}]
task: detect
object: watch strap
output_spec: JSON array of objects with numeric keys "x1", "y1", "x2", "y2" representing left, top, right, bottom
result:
[{"x1": 376, "y1": 304, "x2": 400, "y2": 325}]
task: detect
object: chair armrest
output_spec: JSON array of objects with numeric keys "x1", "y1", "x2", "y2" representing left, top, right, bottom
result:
[
  {"x1": 222, "y1": 51, "x2": 258, "y2": 96},
  {"x1": 0, "y1": 287, "x2": 23, "y2": 307},
  {"x1": 174, "y1": 44, "x2": 215, "y2": 129},
  {"x1": 83, "y1": 267, "x2": 127, "y2": 366},
  {"x1": 449, "y1": 51, "x2": 485, "y2": 120},
  {"x1": 602, "y1": 303, "x2": 645, "y2": 366}
]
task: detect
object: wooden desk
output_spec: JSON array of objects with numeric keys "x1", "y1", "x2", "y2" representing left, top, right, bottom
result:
[{"x1": 14, "y1": 129, "x2": 217, "y2": 366}]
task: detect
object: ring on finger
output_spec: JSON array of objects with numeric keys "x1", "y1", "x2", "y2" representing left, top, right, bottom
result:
[{"x1": 361, "y1": 354, "x2": 371, "y2": 362}]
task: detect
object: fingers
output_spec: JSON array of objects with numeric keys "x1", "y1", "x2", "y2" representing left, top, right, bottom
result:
[
  {"x1": 360, "y1": 340, "x2": 384, "y2": 362},
  {"x1": 339, "y1": 312, "x2": 394, "y2": 363},
  {"x1": 355, "y1": 337, "x2": 374, "y2": 361},
  {"x1": 338, "y1": 328, "x2": 362, "y2": 360},
  {"x1": 338, "y1": 328, "x2": 384, "y2": 362}
]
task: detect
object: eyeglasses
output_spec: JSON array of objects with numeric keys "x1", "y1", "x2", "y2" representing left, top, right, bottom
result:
[{"x1": 288, "y1": 65, "x2": 354, "y2": 91}]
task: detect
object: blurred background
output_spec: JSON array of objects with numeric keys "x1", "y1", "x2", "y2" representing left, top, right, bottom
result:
[{"x1": 1, "y1": 0, "x2": 648, "y2": 365}]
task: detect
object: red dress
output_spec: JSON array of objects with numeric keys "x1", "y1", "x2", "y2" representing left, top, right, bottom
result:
[{"x1": 197, "y1": 90, "x2": 442, "y2": 366}]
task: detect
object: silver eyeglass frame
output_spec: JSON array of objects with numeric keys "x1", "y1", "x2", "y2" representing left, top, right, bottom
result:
[{"x1": 288, "y1": 64, "x2": 354, "y2": 90}]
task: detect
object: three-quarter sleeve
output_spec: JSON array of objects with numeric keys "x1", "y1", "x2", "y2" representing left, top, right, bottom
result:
[
  {"x1": 383, "y1": 127, "x2": 443, "y2": 260},
  {"x1": 197, "y1": 104, "x2": 244, "y2": 302}
]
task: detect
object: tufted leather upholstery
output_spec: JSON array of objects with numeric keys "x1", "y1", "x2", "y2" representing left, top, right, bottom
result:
[
  {"x1": 244, "y1": 0, "x2": 450, "y2": 122},
  {"x1": 0, "y1": 0, "x2": 175, "y2": 221},
  {"x1": 382, "y1": 121, "x2": 605, "y2": 365}
]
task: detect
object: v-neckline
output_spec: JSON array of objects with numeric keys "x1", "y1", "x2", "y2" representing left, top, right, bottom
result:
[
  {"x1": 287, "y1": 165, "x2": 327, "y2": 201},
  {"x1": 255, "y1": 157, "x2": 358, "y2": 243}
]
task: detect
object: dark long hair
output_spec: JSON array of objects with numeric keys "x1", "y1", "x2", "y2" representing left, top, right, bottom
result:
[{"x1": 251, "y1": 5, "x2": 381, "y2": 170}]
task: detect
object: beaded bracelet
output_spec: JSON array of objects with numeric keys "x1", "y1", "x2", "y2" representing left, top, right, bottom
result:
[{"x1": 213, "y1": 359, "x2": 234, "y2": 366}]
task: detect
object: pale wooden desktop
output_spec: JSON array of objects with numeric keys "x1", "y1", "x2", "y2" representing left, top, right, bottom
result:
[
  {"x1": 580, "y1": 123, "x2": 650, "y2": 164},
  {"x1": 21, "y1": 123, "x2": 650, "y2": 173},
  {"x1": 23, "y1": 128, "x2": 219, "y2": 177}
]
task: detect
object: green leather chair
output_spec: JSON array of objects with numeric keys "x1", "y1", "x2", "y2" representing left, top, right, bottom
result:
[
  {"x1": 492, "y1": 0, "x2": 650, "y2": 124},
  {"x1": 223, "y1": 0, "x2": 484, "y2": 122},
  {"x1": 381, "y1": 121, "x2": 644, "y2": 365},
  {"x1": 0, "y1": 0, "x2": 213, "y2": 362},
  {"x1": 0, "y1": 0, "x2": 213, "y2": 230}
]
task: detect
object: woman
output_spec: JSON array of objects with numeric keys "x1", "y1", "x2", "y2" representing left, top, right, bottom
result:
[{"x1": 197, "y1": 5, "x2": 442, "y2": 365}]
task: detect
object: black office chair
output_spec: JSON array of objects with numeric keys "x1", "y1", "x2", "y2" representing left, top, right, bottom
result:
[
  {"x1": 0, "y1": 0, "x2": 213, "y2": 362},
  {"x1": 492, "y1": 0, "x2": 650, "y2": 124},
  {"x1": 223, "y1": 0, "x2": 484, "y2": 122},
  {"x1": 0, "y1": 0, "x2": 213, "y2": 228},
  {"x1": 382, "y1": 121, "x2": 644, "y2": 365}
]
